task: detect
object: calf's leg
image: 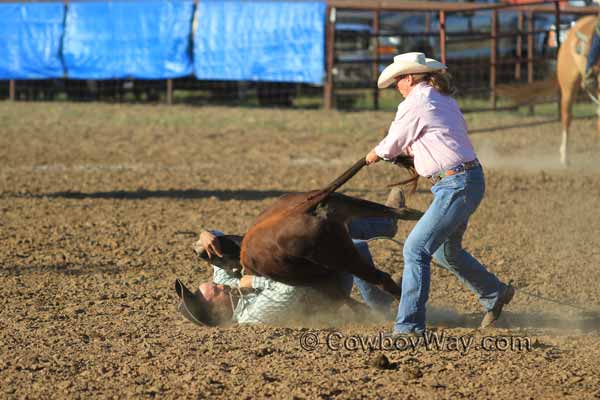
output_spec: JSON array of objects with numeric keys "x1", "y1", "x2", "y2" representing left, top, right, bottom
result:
[{"x1": 310, "y1": 220, "x2": 401, "y2": 299}]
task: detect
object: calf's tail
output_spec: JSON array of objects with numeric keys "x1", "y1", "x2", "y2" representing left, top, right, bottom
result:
[{"x1": 293, "y1": 158, "x2": 366, "y2": 213}]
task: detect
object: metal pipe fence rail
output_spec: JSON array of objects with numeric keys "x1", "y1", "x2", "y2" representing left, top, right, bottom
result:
[
  {"x1": 324, "y1": 0, "x2": 598, "y2": 113},
  {"x1": 1, "y1": 0, "x2": 599, "y2": 112}
]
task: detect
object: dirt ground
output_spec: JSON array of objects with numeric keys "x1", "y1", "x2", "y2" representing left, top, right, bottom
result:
[{"x1": 1, "y1": 102, "x2": 600, "y2": 399}]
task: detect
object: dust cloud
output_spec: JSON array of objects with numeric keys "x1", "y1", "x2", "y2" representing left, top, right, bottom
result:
[{"x1": 476, "y1": 141, "x2": 600, "y2": 172}]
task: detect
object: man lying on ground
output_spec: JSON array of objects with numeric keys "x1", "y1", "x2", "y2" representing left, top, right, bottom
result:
[{"x1": 175, "y1": 189, "x2": 405, "y2": 326}]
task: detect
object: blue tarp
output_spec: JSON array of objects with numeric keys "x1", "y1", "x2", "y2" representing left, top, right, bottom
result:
[
  {"x1": 63, "y1": 1, "x2": 194, "y2": 79},
  {"x1": 194, "y1": 0, "x2": 326, "y2": 85},
  {"x1": 0, "y1": 3, "x2": 64, "y2": 79}
]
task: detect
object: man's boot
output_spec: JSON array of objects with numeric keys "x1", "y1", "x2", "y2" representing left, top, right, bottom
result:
[{"x1": 385, "y1": 187, "x2": 406, "y2": 209}]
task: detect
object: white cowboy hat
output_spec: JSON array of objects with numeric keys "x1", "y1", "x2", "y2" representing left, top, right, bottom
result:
[{"x1": 377, "y1": 52, "x2": 446, "y2": 89}]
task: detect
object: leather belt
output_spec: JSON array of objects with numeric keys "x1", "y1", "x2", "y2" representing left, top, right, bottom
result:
[{"x1": 429, "y1": 159, "x2": 481, "y2": 185}]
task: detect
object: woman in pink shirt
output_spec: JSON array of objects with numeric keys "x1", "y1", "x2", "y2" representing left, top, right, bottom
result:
[{"x1": 365, "y1": 53, "x2": 514, "y2": 335}]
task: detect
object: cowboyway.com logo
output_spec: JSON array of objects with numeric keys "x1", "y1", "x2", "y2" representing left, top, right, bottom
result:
[{"x1": 299, "y1": 330, "x2": 531, "y2": 354}]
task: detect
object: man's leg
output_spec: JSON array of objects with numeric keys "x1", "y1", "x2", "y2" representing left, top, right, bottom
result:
[
  {"x1": 347, "y1": 197, "x2": 401, "y2": 315},
  {"x1": 347, "y1": 188, "x2": 404, "y2": 240},
  {"x1": 337, "y1": 271, "x2": 355, "y2": 297},
  {"x1": 352, "y1": 240, "x2": 394, "y2": 315},
  {"x1": 347, "y1": 217, "x2": 397, "y2": 240}
]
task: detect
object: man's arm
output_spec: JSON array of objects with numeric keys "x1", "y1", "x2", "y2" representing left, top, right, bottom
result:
[
  {"x1": 196, "y1": 229, "x2": 225, "y2": 258},
  {"x1": 197, "y1": 229, "x2": 242, "y2": 287},
  {"x1": 212, "y1": 265, "x2": 241, "y2": 288}
]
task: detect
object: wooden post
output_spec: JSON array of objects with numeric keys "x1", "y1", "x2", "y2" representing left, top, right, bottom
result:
[
  {"x1": 490, "y1": 9, "x2": 497, "y2": 110},
  {"x1": 516, "y1": 11, "x2": 523, "y2": 81},
  {"x1": 554, "y1": 0, "x2": 562, "y2": 50},
  {"x1": 324, "y1": 6, "x2": 335, "y2": 110},
  {"x1": 554, "y1": 0, "x2": 561, "y2": 119},
  {"x1": 372, "y1": 9, "x2": 380, "y2": 110},
  {"x1": 9, "y1": 80, "x2": 15, "y2": 101},
  {"x1": 439, "y1": 10, "x2": 446, "y2": 65},
  {"x1": 166, "y1": 79, "x2": 173, "y2": 105},
  {"x1": 527, "y1": 11, "x2": 534, "y2": 115}
]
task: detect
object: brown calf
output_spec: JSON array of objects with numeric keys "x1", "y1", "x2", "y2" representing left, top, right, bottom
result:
[{"x1": 240, "y1": 158, "x2": 422, "y2": 305}]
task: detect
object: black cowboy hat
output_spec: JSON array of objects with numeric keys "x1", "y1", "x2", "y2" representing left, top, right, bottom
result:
[
  {"x1": 194, "y1": 235, "x2": 243, "y2": 276},
  {"x1": 174, "y1": 278, "x2": 216, "y2": 327}
]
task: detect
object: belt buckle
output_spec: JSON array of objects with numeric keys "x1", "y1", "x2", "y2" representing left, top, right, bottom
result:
[{"x1": 453, "y1": 165, "x2": 465, "y2": 173}]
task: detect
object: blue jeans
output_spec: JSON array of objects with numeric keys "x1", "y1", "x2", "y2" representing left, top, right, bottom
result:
[
  {"x1": 348, "y1": 217, "x2": 397, "y2": 240},
  {"x1": 338, "y1": 217, "x2": 397, "y2": 314},
  {"x1": 587, "y1": 25, "x2": 600, "y2": 72},
  {"x1": 394, "y1": 166, "x2": 506, "y2": 333}
]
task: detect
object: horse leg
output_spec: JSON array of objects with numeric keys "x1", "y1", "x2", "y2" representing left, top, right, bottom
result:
[
  {"x1": 597, "y1": 78, "x2": 600, "y2": 142},
  {"x1": 560, "y1": 82, "x2": 576, "y2": 166}
]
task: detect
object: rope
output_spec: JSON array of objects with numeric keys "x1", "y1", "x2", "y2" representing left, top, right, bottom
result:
[
  {"x1": 365, "y1": 238, "x2": 598, "y2": 314},
  {"x1": 229, "y1": 287, "x2": 243, "y2": 315},
  {"x1": 514, "y1": 284, "x2": 597, "y2": 314},
  {"x1": 386, "y1": 176, "x2": 419, "y2": 188},
  {"x1": 584, "y1": 87, "x2": 600, "y2": 106}
]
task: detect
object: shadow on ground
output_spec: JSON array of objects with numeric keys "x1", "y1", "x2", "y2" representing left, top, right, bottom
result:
[
  {"x1": 15, "y1": 189, "x2": 288, "y2": 201},
  {"x1": 1, "y1": 262, "x2": 127, "y2": 277},
  {"x1": 429, "y1": 308, "x2": 600, "y2": 333}
]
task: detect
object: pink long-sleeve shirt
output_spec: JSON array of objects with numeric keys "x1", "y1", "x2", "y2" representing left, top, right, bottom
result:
[{"x1": 374, "y1": 82, "x2": 477, "y2": 177}]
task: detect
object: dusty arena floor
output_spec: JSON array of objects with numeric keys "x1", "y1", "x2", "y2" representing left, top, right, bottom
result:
[{"x1": 1, "y1": 102, "x2": 600, "y2": 399}]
